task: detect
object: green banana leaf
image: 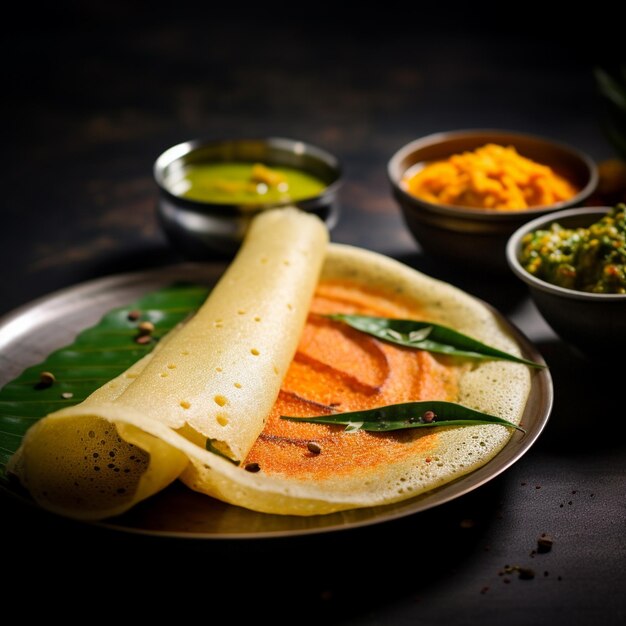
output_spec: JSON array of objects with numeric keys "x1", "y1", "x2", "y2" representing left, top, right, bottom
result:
[{"x1": 0, "y1": 284, "x2": 210, "y2": 484}]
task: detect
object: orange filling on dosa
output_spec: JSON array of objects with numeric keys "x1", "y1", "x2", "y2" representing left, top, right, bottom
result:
[{"x1": 244, "y1": 281, "x2": 460, "y2": 478}]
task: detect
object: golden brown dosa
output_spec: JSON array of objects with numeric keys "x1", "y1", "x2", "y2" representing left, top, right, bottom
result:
[{"x1": 10, "y1": 212, "x2": 531, "y2": 519}]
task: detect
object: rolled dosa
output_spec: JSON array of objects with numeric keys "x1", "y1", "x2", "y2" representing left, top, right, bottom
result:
[
  {"x1": 11, "y1": 211, "x2": 531, "y2": 520},
  {"x1": 11, "y1": 208, "x2": 328, "y2": 519}
]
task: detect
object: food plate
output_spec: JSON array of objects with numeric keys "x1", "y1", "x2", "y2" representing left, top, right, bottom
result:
[{"x1": 0, "y1": 262, "x2": 553, "y2": 538}]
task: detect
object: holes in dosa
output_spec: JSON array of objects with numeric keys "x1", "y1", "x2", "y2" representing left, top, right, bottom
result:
[
  {"x1": 26, "y1": 416, "x2": 148, "y2": 510},
  {"x1": 214, "y1": 395, "x2": 228, "y2": 407}
]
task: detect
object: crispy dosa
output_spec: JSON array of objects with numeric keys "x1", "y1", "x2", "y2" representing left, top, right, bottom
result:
[
  {"x1": 10, "y1": 208, "x2": 328, "y2": 518},
  {"x1": 10, "y1": 210, "x2": 531, "y2": 519}
]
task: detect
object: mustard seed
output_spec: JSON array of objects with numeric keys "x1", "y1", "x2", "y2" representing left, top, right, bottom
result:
[
  {"x1": 137, "y1": 321, "x2": 155, "y2": 335},
  {"x1": 307, "y1": 441, "x2": 322, "y2": 454},
  {"x1": 38, "y1": 371, "x2": 55, "y2": 388}
]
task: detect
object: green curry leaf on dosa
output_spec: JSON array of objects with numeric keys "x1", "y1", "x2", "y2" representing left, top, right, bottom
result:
[
  {"x1": 325, "y1": 313, "x2": 544, "y2": 368},
  {"x1": 282, "y1": 400, "x2": 525, "y2": 433}
]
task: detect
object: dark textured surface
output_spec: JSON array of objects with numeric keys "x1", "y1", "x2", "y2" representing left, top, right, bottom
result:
[{"x1": 1, "y1": 7, "x2": 624, "y2": 623}]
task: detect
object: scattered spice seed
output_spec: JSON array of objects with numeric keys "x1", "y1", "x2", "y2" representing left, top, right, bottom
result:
[
  {"x1": 521, "y1": 482, "x2": 527, "y2": 486},
  {"x1": 61, "y1": 392, "x2": 74, "y2": 399},
  {"x1": 502, "y1": 564, "x2": 537, "y2": 581},
  {"x1": 503, "y1": 578, "x2": 510, "y2": 584},
  {"x1": 307, "y1": 441, "x2": 322, "y2": 454},
  {"x1": 480, "y1": 586, "x2": 489, "y2": 595},
  {"x1": 137, "y1": 321, "x2": 155, "y2": 335},
  {"x1": 135, "y1": 335, "x2": 152, "y2": 345},
  {"x1": 535, "y1": 485, "x2": 541, "y2": 489},
  {"x1": 38, "y1": 371, "x2": 55, "y2": 388},
  {"x1": 544, "y1": 571, "x2": 549, "y2": 577},
  {"x1": 568, "y1": 500, "x2": 573, "y2": 505},
  {"x1": 244, "y1": 462, "x2": 260, "y2": 473},
  {"x1": 422, "y1": 410, "x2": 436, "y2": 423},
  {"x1": 537, "y1": 535, "x2": 553, "y2": 553},
  {"x1": 127, "y1": 309, "x2": 141, "y2": 321}
]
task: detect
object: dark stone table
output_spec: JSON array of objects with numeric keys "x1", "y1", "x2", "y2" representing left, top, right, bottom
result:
[{"x1": 1, "y1": 8, "x2": 624, "y2": 623}]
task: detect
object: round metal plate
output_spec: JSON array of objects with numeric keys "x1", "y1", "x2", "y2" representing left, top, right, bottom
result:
[{"x1": 0, "y1": 261, "x2": 553, "y2": 539}]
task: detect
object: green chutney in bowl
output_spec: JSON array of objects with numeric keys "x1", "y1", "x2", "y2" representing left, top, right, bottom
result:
[
  {"x1": 176, "y1": 162, "x2": 327, "y2": 205},
  {"x1": 154, "y1": 137, "x2": 342, "y2": 257}
]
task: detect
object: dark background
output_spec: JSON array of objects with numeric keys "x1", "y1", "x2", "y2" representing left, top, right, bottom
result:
[
  {"x1": 2, "y1": 5, "x2": 621, "y2": 315},
  {"x1": 2, "y1": 5, "x2": 625, "y2": 623}
]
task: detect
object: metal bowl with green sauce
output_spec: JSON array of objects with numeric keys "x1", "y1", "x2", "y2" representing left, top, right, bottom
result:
[{"x1": 154, "y1": 138, "x2": 342, "y2": 257}]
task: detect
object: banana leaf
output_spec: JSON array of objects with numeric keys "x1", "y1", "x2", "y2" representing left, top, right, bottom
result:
[{"x1": 0, "y1": 284, "x2": 210, "y2": 484}]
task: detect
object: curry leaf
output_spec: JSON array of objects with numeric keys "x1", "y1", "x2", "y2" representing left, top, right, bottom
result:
[
  {"x1": 325, "y1": 314, "x2": 543, "y2": 368},
  {"x1": 281, "y1": 400, "x2": 525, "y2": 433}
]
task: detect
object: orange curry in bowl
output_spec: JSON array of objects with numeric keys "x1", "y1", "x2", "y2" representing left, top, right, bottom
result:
[
  {"x1": 402, "y1": 143, "x2": 578, "y2": 211},
  {"x1": 244, "y1": 281, "x2": 461, "y2": 478}
]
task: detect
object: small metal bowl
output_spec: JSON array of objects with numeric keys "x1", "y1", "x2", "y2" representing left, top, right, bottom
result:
[
  {"x1": 388, "y1": 129, "x2": 598, "y2": 272},
  {"x1": 507, "y1": 207, "x2": 626, "y2": 356},
  {"x1": 154, "y1": 137, "x2": 342, "y2": 257}
]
